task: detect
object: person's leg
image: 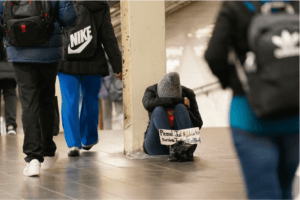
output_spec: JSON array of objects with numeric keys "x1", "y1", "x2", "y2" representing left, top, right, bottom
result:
[
  {"x1": 80, "y1": 75, "x2": 101, "y2": 146},
  {"x1": 277, "y1": 134, "x2": 299, "y2": 199},
  {"x1": 173, "y1": 104, "x2": 193, "y2": 130},
  {"x1": 58, "y1": 72, "x2": 81, "y2": 148},
  {"x1": 2, "y1": 79, "x2": 17, "y2": 130},
  {"x1": 114, "y1": 100, "x2": 124, "y2": 128},
  {"x1": 13, "y1": 63, "x2": 44, "y2": 163},
  {"x1": 37, "y1": 63, "x2": 58, "y2": 157},
  {"x1": 172, "y1": 104, "x2": 196, "y2": 161},
  {"x1": 102, "y1": 99, "x2": 113, "y2": 130},
  {"x1": 231, "y1": 127, "x2": 282, "y2": 199},
  {"x1": 144, "y1": 106, "x2": 170, "y2": 155}
]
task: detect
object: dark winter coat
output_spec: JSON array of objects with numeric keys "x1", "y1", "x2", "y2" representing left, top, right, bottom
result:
[
  {"x1": 142, "y1": 84, "x2": 203, "y2": 128},
  {"x1": 204, "y1": 1, "x2": 299, "y2": 96},
  {"x1": 142, "y1": 84, "x2": 203, "y2": 154},
  {"x1": 57, "y1": 2, "x2": 122, "y2": 76},
  {"x1": 0, "y1": 1, "x2": 77, "y2": 64}
]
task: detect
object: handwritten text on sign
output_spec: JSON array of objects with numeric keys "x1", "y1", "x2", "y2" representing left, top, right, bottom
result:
[{"x1": 159, "y1": 128, "x2": 201, "y2": 145}]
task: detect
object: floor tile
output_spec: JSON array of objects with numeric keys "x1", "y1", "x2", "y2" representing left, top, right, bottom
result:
[
  {"x1": 0, "y1": 127, "x2": 248, "y2": 199},
  {"x1": 0, "y1": 189, "x2": 23, "y2": 199}
]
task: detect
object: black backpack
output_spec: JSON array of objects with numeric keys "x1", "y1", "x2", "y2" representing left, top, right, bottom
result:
[
  {"x1": 1, "y1": 1, "x2": 55, "y2": 47},
  {"x1": 231, "y1": 1, "x2": 299, "y2": 118},
  {"x1": 61, "y1": 1, "x2": 97, "y2": 60}
]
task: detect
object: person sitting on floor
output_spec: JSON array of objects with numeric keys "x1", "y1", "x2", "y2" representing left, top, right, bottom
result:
[{"x1": 142, "y1": 72, "x2": 203, "y2": 161}]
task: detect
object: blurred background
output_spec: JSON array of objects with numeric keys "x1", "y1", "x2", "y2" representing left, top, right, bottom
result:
[
  {"x1": 105, "y1": 1, "x2": 231, "y2": 130},
  {"x1": 0, "y1": 1, "x2": 298, "y2": 199}
]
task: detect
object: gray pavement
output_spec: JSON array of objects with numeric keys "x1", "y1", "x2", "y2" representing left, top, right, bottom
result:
[{"x1": 0, "y1": 129, "x2": 247, "y2": 199}]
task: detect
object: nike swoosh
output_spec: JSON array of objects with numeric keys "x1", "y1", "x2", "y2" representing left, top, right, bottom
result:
[{"x1": 68, "y1": 36, "x2": 93, "y2": 54}]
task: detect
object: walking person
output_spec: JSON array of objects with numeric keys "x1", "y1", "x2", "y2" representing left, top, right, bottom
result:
[
  {"x1": 0, "y1": 0, "x2": 77, "y2": 176},
  {"x1": 205, "y1": 1, "x2": 299, "y2": 199},
  {"x1": 142, "y1": 72, "x2": 203, "y2": 161},
  {"x1": 99, "y1": 54, "x2": 123, "y2": 130},
  {"x1": 57, "y1": 1, "x2": 122, "y2": 157},
  {"x1": 0, "y1": 42, "x2": 17, "y2": 135}
]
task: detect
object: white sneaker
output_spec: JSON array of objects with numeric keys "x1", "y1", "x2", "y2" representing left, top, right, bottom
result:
[
  {"x1": 82, "y1": 139, "x2": 99, "y2": 151},
  {"x1": 68, "y1": 147, "x2": 80, "y2": 157},
  {"x1": 41, "y1": 153, "x2": 59, "y2": 170},
  {"x1": 23, "y1": 159, "x2": 40, "y2": 177},
  {"x1": 7, "y1": 126, "x2": 16, "y2": 135}
]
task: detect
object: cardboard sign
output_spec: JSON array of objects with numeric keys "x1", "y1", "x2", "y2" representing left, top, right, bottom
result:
[{"x1": 159, "y1": 128, "x2": 201, "y2": 145}]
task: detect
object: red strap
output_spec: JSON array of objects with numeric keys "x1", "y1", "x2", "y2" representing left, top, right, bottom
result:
[
  {"x1": 167, "y1": 109, "x2": 174, "y2": 128},
  {"x1": 21, "y1": 25, "x2": 26, "y2": 33}
]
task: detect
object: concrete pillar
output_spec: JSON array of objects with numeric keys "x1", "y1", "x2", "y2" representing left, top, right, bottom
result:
[{"x1": 121, "y1": 1, "x2": 166, "y2": 153}]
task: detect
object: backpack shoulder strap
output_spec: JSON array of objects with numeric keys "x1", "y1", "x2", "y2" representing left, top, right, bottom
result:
[
  {"x1": 1, "y1": 1, "x2": 13, "y2": 31},
  {"x1": 39, "y1": 1, "x2": 56, "y2": 24},
  {"x1": 3, "y1": 1, "x2": 13, "y2": 20},
  {"x1": 243, "y1": 1, "x2": 264, "y2": 13},
  {"x1": 244, "y1": 1, "x2": 256, "y2": 13}
]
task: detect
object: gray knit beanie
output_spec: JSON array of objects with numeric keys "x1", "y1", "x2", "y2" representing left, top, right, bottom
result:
[{"x1": 157, "y1": 72, "x2": 182, "y2": 98}]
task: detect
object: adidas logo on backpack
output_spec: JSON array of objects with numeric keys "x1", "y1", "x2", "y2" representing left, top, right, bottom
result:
[
  {"x1": 235, "y1": 1, "x2": 299, "y2": 117},
  {"x1": 68, "y1": 26, "x2": 93, "y2": 54},
  {"x1": 272, "y1": 30, "x2": 300, "y2": 59}
]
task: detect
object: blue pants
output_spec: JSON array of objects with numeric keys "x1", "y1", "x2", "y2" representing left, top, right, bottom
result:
[
  {"x1": 58, "y1": 73, "x2": 101, "y2": 148},
  {"x1": 231, "y1": 127, "x2": 299, "y2": 199},
  {"x1": 144, "y1": 104, "x2": 193, "y2": 155}
]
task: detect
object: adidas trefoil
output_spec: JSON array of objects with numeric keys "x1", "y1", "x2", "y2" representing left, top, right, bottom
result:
[{"x1": 272, "y1": 30, "x2": 300, "y2": 59}]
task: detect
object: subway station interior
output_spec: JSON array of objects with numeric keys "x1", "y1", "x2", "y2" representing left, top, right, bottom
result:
[{"x1": 0, "y1": 1, "x2": 299, "y2": 199}]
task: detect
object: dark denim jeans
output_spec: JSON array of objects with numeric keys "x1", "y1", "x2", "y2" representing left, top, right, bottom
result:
[
  {"x1": 144, "y1": 104, "x2": 193, "y2": 155},
  {"x1": 231, "y1": 127, "x2": 299, "y2": 199}
]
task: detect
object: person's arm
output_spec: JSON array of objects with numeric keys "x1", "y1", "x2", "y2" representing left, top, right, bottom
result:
[
  {"x1": 204, "y1": 2, "x2": 235, "y2": 89},
  {"x1": 142, "y1": 85, "x2": 184, "y2": 112},
  {"x1": 185, "y1": 88, "x2": 203, "y2": 129},
  {"x1": 99, "y1": 3, "x2": 122, "y2": 75}
]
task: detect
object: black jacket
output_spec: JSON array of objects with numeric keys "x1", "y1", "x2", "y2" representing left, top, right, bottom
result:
[
  {"x1": 142, "y1": 84, "x2": 203, "y2": 129},
  {"x1": 204, "y1": 1, "x2": 299, "y2": 96},
  {"x1": 57, "y1": 2, "x2": 122, "y2": 76}
]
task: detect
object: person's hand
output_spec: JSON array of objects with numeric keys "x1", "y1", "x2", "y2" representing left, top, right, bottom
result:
[
  {"x1": 116, "y1": 72, "x2": 122, "y2": 81},
  {"x1": 184, "y1": 97, "x2": 190, "y2": 108}
]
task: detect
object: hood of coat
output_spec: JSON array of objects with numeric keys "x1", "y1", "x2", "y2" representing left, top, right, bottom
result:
[{"x1": 75, "y1": 1, "x2": 108, "y2": 12}]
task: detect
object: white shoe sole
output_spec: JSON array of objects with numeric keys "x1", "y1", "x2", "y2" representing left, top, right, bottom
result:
[
  {"x1": 7, "y1": 131, "x2": 16, "y2": 135},
  {"x1": 23, "y1": 170, "x2": 40, "y2": 177},
  {"x1": 82, "y1": 139, "x2": 99, "y2": 150}
]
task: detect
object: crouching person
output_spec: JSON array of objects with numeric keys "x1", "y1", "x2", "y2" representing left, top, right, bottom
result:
[{"x1": 142, "y1": 72, "x2": 203, "y2": 161}]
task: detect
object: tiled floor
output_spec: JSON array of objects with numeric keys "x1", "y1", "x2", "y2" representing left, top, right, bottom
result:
[{"x1": 0, "y1": 128, "x2": 247, "y2": 199}]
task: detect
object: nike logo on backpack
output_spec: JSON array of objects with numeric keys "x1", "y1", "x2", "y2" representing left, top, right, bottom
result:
[{"x1": 68, "y1": 26, "x2": 93, "y2": 54}]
